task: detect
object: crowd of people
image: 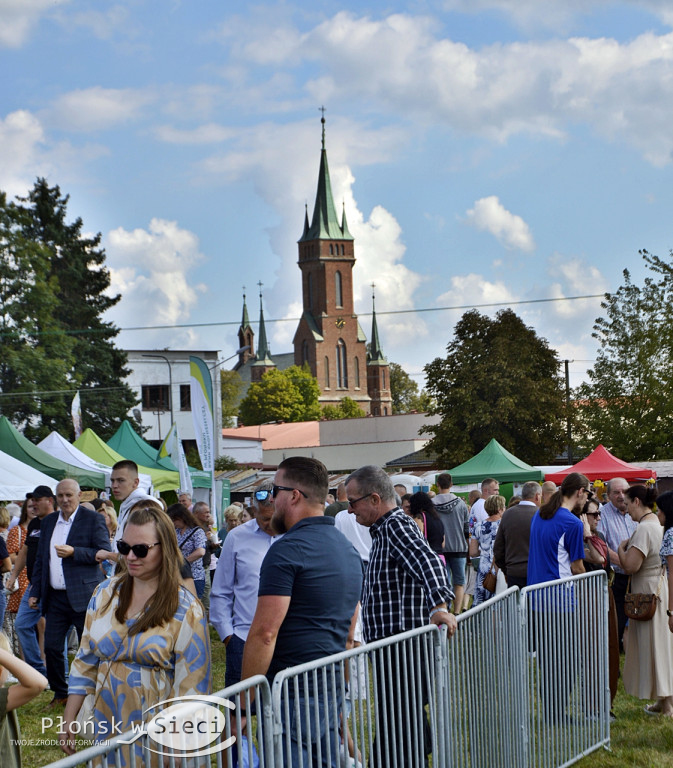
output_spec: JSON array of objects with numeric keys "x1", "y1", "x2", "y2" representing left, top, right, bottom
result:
[{"x1": 2, "y1": 460, "x2": 673, "y2": 767}]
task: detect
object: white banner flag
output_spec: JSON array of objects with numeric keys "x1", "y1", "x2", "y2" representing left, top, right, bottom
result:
[
  {"x1": 159, "y1": 422, "x2": 193, "y2": 496},
  {"x1": 71, "y1": 391, "x2": 83, "y2": 440}
]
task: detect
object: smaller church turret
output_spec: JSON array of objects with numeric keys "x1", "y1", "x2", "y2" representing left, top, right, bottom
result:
[
  {"x1": 250, "y1": 283, "x2": 276, "y2": 382},
  {"x1": 366, "y1": 285, "x2": 392, "y2": 416},
  {"x1": 235, "y1": 290, "x2": 255, "y2": 369}
]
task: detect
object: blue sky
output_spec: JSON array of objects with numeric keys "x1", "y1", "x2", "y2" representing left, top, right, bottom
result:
[{"x1": 2, "y1": 0, "x2": 673, "y2": 390}]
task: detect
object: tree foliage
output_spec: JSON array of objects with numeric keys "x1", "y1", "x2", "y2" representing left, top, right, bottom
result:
[
  {"x1": 321, "y1": 396, "x2": 366, "y2": 420},
  {"x1": 220, "y1": 369, "x2": 244, "y2": 427},
  {"x1": 0, "y1": 180, "x2": 138, "y2": 440},
  {"x1": 238, "y1": 365, "x2": 320, "y2": 425},
  {"x1": 389, "y1": 362, "x2": 433, "y2": 413},
  {"x1": 574, "y1": 251, "x2": 673, "y2": 461},
  {"x1": 422, "y1": 309, "x2": 567, "y2": 466}
]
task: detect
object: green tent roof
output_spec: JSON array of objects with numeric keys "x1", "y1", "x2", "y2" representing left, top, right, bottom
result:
[
  {"x1": 74, "y1": 428, "x2": 179, "y2": 492},
  {"x1": 107, "y1": 421, "x2": 211, "y2": 488},
  {"x1": 448, "y1": 438, "x2": 544, "y2": 485},
  {"x1": 0, "y1": 416, "x2": 106, "y2": 488}
]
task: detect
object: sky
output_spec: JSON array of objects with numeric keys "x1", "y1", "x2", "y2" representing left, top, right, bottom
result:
[{"x1": 2, "y1": 0, "x2": 673, "y2": 391}]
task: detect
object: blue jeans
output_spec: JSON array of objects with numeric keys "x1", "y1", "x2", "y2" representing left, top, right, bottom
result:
[
  {"x1": 281, "y1": 673, "x2": 341, "y2": 768},
  {"x1": 15, "y1": 589, "x2": 47, "y2": 676},
  {"x1": 194, "y1": 578, "x2": 206, "y2": 599}
]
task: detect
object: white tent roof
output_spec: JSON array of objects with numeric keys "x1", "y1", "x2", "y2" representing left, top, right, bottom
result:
[
  {"x1": 0, "y1": 448, "x2": 56, "y2": 499},
  {"x1": 37, "y1": 432, "x2": 153, "y2": 492}
]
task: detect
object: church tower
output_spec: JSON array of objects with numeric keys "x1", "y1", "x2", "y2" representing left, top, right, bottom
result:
[
  {"x1": 250, "y1": 285, "x2": 276, "y2": 383},
  {"x1": 293, "y1": 115, "x2": 371, "y2": 413},
  {"x1": 366, "y1": 286, "x2": 392, "y2": 415},
  {"x1": 235, "y1": 291, "x2": 255, "y2": 369}
]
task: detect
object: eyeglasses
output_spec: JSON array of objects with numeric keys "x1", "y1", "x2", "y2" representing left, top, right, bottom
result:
[
  {"x1": 348, "y1": 492, "x2": 373, "y2": 508},
  {"x1": 255, "y1": 490, "x2": 272, "y2": 502},
  {"x1": 117, "y1": 541, "x2": 161, "y2": 558},
  {"x1": 272, "y1": 485, "x2": 308, "y2": 499},
  {"x1": 585, "y1": 512, "x2": 601, "y2": 518}
]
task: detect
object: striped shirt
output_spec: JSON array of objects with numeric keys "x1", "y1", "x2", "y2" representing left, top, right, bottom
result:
[
  {"x1": 362, "y1": 508, "x2": 453, "y2": 643},
  {"x1": 597, "y1": 501, "x2": 637, "y2": 575}
]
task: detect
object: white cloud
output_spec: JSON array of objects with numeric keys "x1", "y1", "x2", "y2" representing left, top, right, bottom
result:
[
  {"x1": 106, "y1": 219, "x2": 207, "y2": 348},
  {"x1": 466, "y1": 196, "x2": 536, "y2": 251},
  {"x1": 48, "y1": 87, "x2": 153, "y2": 132},
  {"x1": 0, "y1": 0, "x2": 69, "y2": 48}
]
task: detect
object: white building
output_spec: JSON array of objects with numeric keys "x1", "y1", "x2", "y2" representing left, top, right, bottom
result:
[{"x1": 125, "y1": 349, "x2": 224, "y2": 456}]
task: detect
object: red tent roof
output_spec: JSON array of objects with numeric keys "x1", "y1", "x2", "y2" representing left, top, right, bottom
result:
[{"x1": 545, "y1": 444, "x2": 656, "y2": 483}]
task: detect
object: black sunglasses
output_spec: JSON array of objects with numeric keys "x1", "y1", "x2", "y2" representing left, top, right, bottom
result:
[
  {"x1": 117, "y1": 540, "x2": 161, "y2": 558},
  {"x1": 272, "y1": 485, "x2": 308, "y2": 499},
  {"x1": 255, "y1": 490, "x2": 272, "y2": 502}
]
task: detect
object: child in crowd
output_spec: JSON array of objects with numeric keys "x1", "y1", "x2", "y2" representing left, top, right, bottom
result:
[{"x1": 0, "y1": 632, "x2": 49, "y2": 767}]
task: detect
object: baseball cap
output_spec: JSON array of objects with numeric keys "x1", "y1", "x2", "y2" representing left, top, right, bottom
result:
[{"x1": 29, "y1": 485, "x2": 55, "y2": 499}]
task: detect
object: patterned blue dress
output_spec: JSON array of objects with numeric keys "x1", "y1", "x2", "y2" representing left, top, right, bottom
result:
[{"x1": 473, "y1": 518, "x2": 502, "y2": 606}]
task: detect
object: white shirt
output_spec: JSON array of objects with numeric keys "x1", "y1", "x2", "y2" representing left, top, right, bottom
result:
[
  {"x1": 49, "y1": 508, "x2": 79, "y2": 590},
  {"x1": 113, "y1": 488, "x2": 156, "y2": 549},
  {"x1": 470, "y1": 498, "x2": 488, "y2": 524},
  {"x1": 334, "y1": 509, "x2": 372, "y2": 562}
]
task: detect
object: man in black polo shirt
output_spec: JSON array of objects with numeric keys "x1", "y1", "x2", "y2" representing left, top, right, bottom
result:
[
  {"x1": 242, "y1": 456, "x2": 362, "y2": 768},
  {"x1": 7, "y1": 486, "x2": 55, "y2": 678}
]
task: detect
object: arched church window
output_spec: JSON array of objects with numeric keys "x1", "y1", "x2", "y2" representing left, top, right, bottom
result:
[
  {"x1": 302, "y1": 340, "x2": 309, "y2": 365},
  {"x1": 336, "y1": 339, "x2": 348, "y2": 388},
  {"x1": 324, "y1": 356, "x2": 330, "y2": 388},
  {"x1": 341, "y1": 244, "x2": 345, "y2": 255},
  {"x1": 381, "y1": 369, "x2": 386, "y2": 389},
  {"x1": 335, "y1": 271, "x2": 343, "y2": 308},
  {"x1": 329, "y1": 244, "x2": 334, "y2": 255},
  {"x1": 354, "y1": 357, "x2": 360, "y2": 388}
]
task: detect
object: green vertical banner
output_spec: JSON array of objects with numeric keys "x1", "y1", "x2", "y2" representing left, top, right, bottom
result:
[
  {"x1": 189, "y1": 355, "x2": 216, "y2": 512},
  {"x1": 220, "y1": 478, "x2": 231, "y2": 528}
]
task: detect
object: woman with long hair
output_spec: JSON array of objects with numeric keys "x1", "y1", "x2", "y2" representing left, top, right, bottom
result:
[
  {"x1": 408, "y1": 492, "x2": 445, "y2": 555},
  {"x1": 470, "y1": 494, "x2": 506, "y2": 605},
  {"x1": 620, "y1": 485, "x2": 673, "y2": 716},
  {"x1": 60, "y1": 504, "x2": 211, "y2": 755},
  {"x1": 167, "y1": 503, "x2": 208, "y2": 599}
]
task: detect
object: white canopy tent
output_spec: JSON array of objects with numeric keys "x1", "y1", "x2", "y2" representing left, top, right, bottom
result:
[
  {"x1": 37, "y1": 432, "x2": 153, "y2": 493},
  {"x1": 0, "y1": 448, "x2": 56, "y2": 499}
]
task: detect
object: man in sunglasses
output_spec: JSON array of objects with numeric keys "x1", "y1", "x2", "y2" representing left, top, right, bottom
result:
[
  {"x1": 241, "y1": 457, "x2": 362, "y2": 767},
  {"x1": 211, "y1": 479, "x2": 279, "y2": 690}
]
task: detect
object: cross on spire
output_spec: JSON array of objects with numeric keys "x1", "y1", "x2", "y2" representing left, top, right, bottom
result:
[{"x1": 319, "y1": 105, "x2": 326, "y2": 149}]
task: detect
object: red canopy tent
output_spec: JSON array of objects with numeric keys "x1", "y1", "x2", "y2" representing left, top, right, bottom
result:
[{"x1": 544, "y1": 444, "x2": 656, "y2": 483}]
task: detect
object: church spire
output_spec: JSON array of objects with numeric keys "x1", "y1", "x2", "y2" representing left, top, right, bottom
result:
[
  {"x1": 241, "y1": 290, "x2": 250, "y2": 329},
  {"x1": 298, "y1": 110, "x2": 354, "y2": 242},
  {"x1": 254, "y1": 283, "x2": 273, "y2": 366},
  {"x1": 236, "y1": 287, "x2": 254, "y2": 367},
  {"x1": 368, "y1": 284, "x2": 386, "y2": 363}
]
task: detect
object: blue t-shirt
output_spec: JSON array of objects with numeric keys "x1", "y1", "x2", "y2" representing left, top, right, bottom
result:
[
  {"x1": 258, "y1": 516, "x2": 363, "y2": 679},
  {"x1": 527, "y1": 507, "x2": 584, "y2": 585}
]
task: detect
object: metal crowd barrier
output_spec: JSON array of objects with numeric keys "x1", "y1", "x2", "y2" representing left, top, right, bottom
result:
[{"x1": 40, "y1": 571, "x2": 609, "y2": 768}]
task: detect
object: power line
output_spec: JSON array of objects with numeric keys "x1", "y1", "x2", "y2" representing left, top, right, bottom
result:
[{"x1": 0, "y1": 293, "x2": 605, "y2": 339}]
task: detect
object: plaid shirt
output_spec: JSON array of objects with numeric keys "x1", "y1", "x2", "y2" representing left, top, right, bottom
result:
[{"x1": 362, "y1": 508, "x2": 453, "y2": 643}]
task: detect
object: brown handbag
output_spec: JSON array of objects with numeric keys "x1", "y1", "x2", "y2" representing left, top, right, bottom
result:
[
  {"x1": 482, "y1": 563, "x2": 498, "y2": 593},
  {"x1": 624, "y1": 568, "x2": 665, "y2": 622}
]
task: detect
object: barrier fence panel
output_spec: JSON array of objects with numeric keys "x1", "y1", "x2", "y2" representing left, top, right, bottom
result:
[
  {"x1": 443, "y1": 587, "x2": 527, "y2": 768},
  {"x1": 521, "y1": 571, "x2": 610, "y2": 768},
  {"x1": 39, "y1": 573, "x2": 610, "y2": 768},
  {"x1": 38, "y1": 674, "x2": 273, "y2": 768},
  {"x1": 270, "y1": 624, "x2": 445, "y2": 768}
]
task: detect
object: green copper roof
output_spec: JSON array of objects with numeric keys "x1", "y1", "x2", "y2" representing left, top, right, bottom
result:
[
  {"x1": 368, "y1": 291, "x2": 387, "y2": 363},
  {"x1": 299, "y1": 118, "x2": 354, "y2": 243},
  {"x1": 252, "y1": 293, "x2": 274, "y2": 367},
  {"x1": 240, "y1": 293, "x2": 251, "y2": 329}
]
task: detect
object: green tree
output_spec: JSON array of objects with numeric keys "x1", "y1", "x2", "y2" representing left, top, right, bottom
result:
[
  {"x1": 422, "y1": 309, "x2": 567, "y2": 466},
  {"x1": 220, "y1": 369, "x2": 244, "y2": 427},
  {"x1": 15, "y1": 179, "x2": 138, "y2": 439},
  {"x1": 0, "y1": 193, "x2": 75, "y2": 439},
  {"x1": 214, "y1": 455, "x2": 238, "y2": 471},
  {"x1": 238, "y1": 366, "x2": 320, "y2": 425},
  {"x1": 574, "y1": 253, "x2": 673, "y2": 461},
  {"x1": 321, "y1": 396, "x2": 366, "y2": 420},
  {"x1": 389, "y1": 362, "x2": 434, "y2": 413}
]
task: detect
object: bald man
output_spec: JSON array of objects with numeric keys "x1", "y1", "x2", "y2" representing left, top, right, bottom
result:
[{"x1": 29, "y1": 479, "x2": 110, "y2": 707}]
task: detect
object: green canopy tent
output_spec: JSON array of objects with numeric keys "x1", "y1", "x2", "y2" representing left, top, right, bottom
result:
[
  {"x1": 448, "y1": 438, "x2": 544, "y2": 485},
  {"x1": 74, "y1": 428, "x2": 179, "y2": 493},
  {"x1": 107, "y1": 420, "x2": 211, "y2": 489},
  {"x1": 0, "y1": 416, "x2": 106, "y2": 488}
]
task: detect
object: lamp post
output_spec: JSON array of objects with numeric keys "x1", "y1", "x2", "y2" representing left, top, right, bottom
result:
[{"x1": 142, "y1": 354, "x2": 174, "y2": 426}]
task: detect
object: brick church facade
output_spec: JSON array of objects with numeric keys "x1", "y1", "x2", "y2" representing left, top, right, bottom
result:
[{"x1": 234, "y1": 118, "x2": 393, "y2": 416}]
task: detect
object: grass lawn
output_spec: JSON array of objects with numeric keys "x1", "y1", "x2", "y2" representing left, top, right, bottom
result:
[{"x1": 10, "y1": 630, "x2": 673, "y2": 768}]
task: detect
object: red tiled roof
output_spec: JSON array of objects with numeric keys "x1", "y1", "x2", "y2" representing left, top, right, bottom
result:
[{"x1": 222, "y1": 421, "x2": 320, "y2": 450}]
